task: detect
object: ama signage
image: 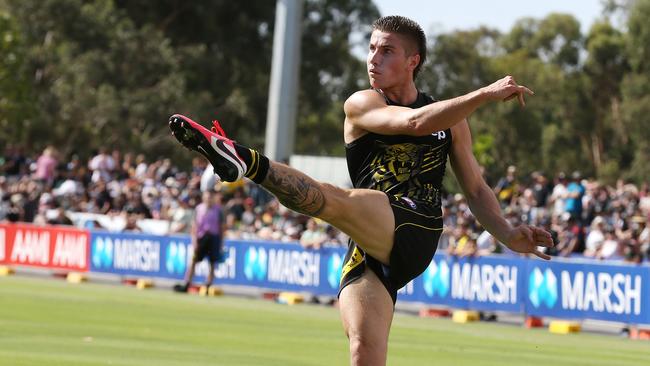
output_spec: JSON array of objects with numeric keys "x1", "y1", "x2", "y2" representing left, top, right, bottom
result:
[
  {"x1": 0, "y1": 226, "x2": 6, "y2": 263},
  {"x1": 526, "y1": 261, "x2": 649, "y2": 323},
  {"x1": 0, "y1": 223, "x2": 89, "y2": 271}
]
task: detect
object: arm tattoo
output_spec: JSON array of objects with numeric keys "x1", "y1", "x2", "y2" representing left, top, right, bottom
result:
[{"x1": 263, "y1": 165, "x2": 326, "y2": 217}]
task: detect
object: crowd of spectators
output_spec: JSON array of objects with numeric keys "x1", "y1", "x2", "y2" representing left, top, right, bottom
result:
[
  {"x1": 2, "y1": 145, "x2": 649, "y2": 263},
  {"x1": 446, "y1": 165, "x2": 650, "y2": 263}
]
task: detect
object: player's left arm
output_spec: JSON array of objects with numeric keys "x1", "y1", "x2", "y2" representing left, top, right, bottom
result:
[{"x1": 449, "y1": 120, "x2": 553, "y2": 260}]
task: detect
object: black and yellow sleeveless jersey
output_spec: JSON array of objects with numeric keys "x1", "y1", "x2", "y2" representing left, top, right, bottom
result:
[{"x1": 345, "y1": 90, "x2": 451, "y2": 207}]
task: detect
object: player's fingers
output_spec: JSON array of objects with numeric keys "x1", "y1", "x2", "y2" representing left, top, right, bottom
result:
[
  {"x1": 532, "y1": 249, "x2": 552, "y2": 260},
  {"x1": 523, "y1": 226, "x2": 534, "y2": 243},
  {"x1": 522, "y1": 86, "x2": 534, "y2": 95},
  {"x1": 503, "y1": 93, "x2": 517, "y2": 102},
  {"x1": 534, "y1": 229, "x2": 554, "y2": 247},
  {"x1": 518, "y1": 92, "x2": 525, "y2": 107}
]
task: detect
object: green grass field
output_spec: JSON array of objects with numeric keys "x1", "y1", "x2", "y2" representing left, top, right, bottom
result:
[{"x1": 1, "y1": 275, "x2": 648, "y2": 366}]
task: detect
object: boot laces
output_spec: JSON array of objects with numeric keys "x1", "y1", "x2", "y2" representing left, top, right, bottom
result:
[{"x1": 210, "y1": 120, "x2": 227, "y2": 138}]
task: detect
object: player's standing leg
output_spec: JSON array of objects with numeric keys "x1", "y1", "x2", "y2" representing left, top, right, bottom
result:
[{"x1": 339, "y1": 268, "x2": 393, "y2": 365}]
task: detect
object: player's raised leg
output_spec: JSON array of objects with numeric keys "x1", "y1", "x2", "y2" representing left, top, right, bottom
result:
[
  {"x1": 262, "y1": 161, "x2": 396, "y2": 263},
  {"x1": 169, "y1": 114, "x2": 396, "y2": 263}
]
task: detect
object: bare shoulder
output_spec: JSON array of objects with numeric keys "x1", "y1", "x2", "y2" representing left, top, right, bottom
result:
[
  {"x1": 343, "y1": 90, "x2": 386, "y2": 143},
  {"x1": 343, "y1": 89, "x2": 386, "y2": 118}
]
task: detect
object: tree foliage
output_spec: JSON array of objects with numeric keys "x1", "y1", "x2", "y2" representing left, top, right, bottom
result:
[
  {"x1": 423, "y1": 1, "x2": 650, "y2": 185},
  {"x1": 0, "y1": 0, "x2": 377, "y2": 161}
]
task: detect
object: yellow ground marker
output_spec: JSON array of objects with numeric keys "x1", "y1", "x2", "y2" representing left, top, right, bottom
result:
[
  {"x1": 452, "y1": 310, "x2": 480, "y2": 323},
  {"x1": 66, "y1": 272, "x2": 87, "y2": 284},
  {"x1": 0, "y1": 266, "x2": 15, "y2": 276},
  {"x1": 199, "y1": 286, "x2": 223, "y2": 297},
  {"x1": 277, "y1": 292, "x2": 304, "y2": 305},
  {"x1": 549, "y1": 321, "x2": 581, "y2": 334},
  {"x1": 136, "y1": 279, "x2": 154, "y2": 289}
]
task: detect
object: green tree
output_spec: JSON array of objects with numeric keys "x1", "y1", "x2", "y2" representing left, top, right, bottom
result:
[
  {"x1": 114, "y1": 0, "x2": 277, "y2": 149},
  {"x1": 0, "y1": 7, "x2": 35, "y2": 146},
  {"x1": 424, "y1": 27, "x2": 501, "y2": 99},
  {"x1": 295, "y1": 0, "x2": 379, "y2": 155},
  {"x1": 4, "y1": 0, "x2": 186, "y2": 158},
  {"x1": 620, "y1": 0, "x2": 650, "y2": 182},
  {"x1": 531, "y1": 13, "x2": 582, "y2": 69},
  {"x1": 1, "y1": 0, "x2": 378, "y2": 161},
  {"x1": 583, "y1": 20, "x2": 629, "y2": 177}
]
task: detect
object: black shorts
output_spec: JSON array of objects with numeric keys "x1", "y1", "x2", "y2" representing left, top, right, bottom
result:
[
  {"x1": 193, "y1": 233, "x2": 223, "y2": 263},
  {"x1": 338, "y1": 193, "x2": 443, "y2": 304}
]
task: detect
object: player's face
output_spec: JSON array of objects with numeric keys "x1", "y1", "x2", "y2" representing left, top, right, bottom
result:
[{"x1": 367, "y1": 30, "x2": 418, "y2": 89}]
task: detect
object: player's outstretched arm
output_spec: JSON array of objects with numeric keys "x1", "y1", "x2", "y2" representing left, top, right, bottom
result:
[
  {"x1": 345, "y1": 76, "x2": 533, "y2": 137},
  {"x1": 449, "y1": 120, "x2": 553, "y2": 260}
]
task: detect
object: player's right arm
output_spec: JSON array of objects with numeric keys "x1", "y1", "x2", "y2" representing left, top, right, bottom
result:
[{"x1": 344, "y1": 76, "x2": 533, "y2": 138}]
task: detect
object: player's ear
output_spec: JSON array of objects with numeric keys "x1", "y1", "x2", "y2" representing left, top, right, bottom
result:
[{"x1": 407, "y1": 53, "x2": 420, "y2": 72}]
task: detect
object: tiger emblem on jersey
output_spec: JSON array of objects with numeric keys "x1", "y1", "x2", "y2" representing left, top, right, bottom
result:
[
  {"x1": 370, "y1": 143, "x2": 420, "y2": 188},
  {"x1": 369, "y1": 139, "x2": 449, "y2": 203}
]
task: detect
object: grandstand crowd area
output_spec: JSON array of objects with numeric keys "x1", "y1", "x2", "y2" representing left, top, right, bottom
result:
[{"x1": 1, "y1": 145, "x2": 649, "y2": 263}]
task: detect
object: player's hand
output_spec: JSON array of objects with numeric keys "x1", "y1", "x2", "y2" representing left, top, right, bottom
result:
[
  {"x1": 481, "y1": 75, "x2": 534, "y2": 107},
  {"x1": 504, "y1": 225, "x2": 554, "y2": 260}
]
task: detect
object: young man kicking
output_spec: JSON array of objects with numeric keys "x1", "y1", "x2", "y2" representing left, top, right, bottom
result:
[{"x1": 169, "y1": 15, "x2": 553, "y2": 366}]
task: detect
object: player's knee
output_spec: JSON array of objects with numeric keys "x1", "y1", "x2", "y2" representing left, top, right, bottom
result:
[
  {"x1": 318, "y1": 183, "x2": 353, "y2": 222},
  {"x1": 348, "y1": 333, "x2": 384, "y2": 365}
]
